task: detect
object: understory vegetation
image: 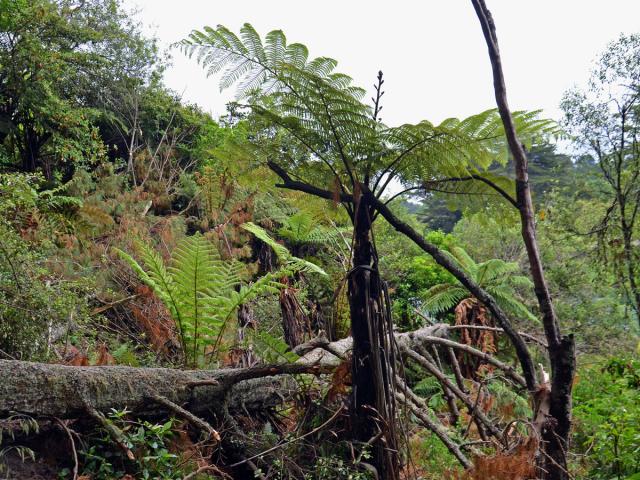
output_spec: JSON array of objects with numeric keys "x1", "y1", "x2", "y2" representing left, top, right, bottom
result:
[{"x1": 0, "y1": 1, "x2": 638, "y2": 479}]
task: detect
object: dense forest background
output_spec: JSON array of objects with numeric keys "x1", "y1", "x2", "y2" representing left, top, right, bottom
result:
[{"x1": 0, "y1": 1, "x2": 639, "y2": 479}]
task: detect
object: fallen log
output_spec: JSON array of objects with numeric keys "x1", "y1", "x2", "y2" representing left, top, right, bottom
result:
[
  {"x1": 0, "y1": 323, "x2": 525, "y2": 421},
  {"x1": 0, "y1": 361, "x2": 330, "y2": 419}
]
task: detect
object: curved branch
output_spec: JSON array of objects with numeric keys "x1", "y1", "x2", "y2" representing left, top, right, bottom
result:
[
  {"x1": 400, "y1": 346, "x2": 501, "y2": 438},
  {"x1": 410, "y1": 335, "x2": 527, "y2": 387},
  {"x1": 446, "y1": 324, "x2": 547, "y2": 348},
  {"x1": 368, "y1": 191, "x2": 537, "y2": 391},
  {"x1": 266, "y1": 161, "x2": 353, "y2": 203}
]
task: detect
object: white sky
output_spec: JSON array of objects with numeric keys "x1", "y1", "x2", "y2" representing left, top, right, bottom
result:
[{"x1": 123, "y1": 0, "x2": 640, "y2": 127}]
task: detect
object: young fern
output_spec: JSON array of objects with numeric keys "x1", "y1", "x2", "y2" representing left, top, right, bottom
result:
[{"x1": 116, "y1": 230, "x2": 325, "y2": 366}]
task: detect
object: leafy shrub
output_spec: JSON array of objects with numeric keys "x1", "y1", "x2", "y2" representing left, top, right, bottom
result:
[
  {"x1": 68, "y1": 409, "x2": 183, "y2": 480},
  {"x1": 572, "y1": 356, "x2": 640, "y2": 479},
  {"x1": 0, "y1": 222, "x2": 90, "y2": 360},
  {"x1": 407, "y1": 430, "x2": 460, "y2": 479},
  {"x1": 305, "y1": 455, "x2": 373, "y2": 480}
]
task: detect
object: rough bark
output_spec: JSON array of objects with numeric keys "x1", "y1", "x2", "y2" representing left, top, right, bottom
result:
[
  {"x1": 348, "y1": 195, "x2": 378, "y2": 443},
  {"x1": 348, "y1": 191, "x2": 400, "y2": 480}
]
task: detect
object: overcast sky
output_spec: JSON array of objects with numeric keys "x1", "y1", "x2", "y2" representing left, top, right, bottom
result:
[{"x1": 123, "y1": 1, "x2": 640, "y2": 127}]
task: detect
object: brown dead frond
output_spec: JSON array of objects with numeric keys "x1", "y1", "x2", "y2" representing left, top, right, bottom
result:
[
  {"x1": 454, "y1": 298, "x2": 497, "y2": 380},
  {"x1": 446, "y1": 437, "x2": 539, "y2": 480}
]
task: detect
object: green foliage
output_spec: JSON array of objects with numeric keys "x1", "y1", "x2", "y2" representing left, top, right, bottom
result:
[
  {"x1": 373, "y1": 207, "x2": 455, "y2": 329},
  {"x1": 408, "y1": 430, "x2": 460, "y2": 479},
  {"x1": 251, "y1": 331, "x2": 299, "y2": 363},
  {"x1": 572, "y1": 357, "x2": 640, "y2": 479},
  {"x1": 421, "y1": 245, "x2": 536, "y2": 323},
  {"x1": 72, "y1": 409, "x2": 183, "y2": 480},
  {"x1": 0, "y1": 0, "x2": 159, "y2": 177},
  {"x1": 240, "y1": 221, "x2": 327, "y2": 276},
  {"x1": 0, "y1": 173, "x2": 83, "y2": 240},
  {"x1": 304, "y1": 455, "x2": 373, "y2": 480},
  {"x1": 0, "y1": 414, "x2": 38, "y2": 474},
  {"x1": 276, "y1": 212, "x2": 342, "y2": 246},
  {"x1": 561, "y1": 33, "x2": 640, "y2": 326},
  {"x1": 117, "y1": 233, "x2": 274, "y2": 365},
  {"x1": 0, "y1": 221, "x2": 90, "y2": 360},
  {"x1": 412, "y1": 376, "x2": 448, "y2": 411},
  {"x1": 117, "y1": 227, "x2": 324, "y2": 366},
  {"x1": 180, "y1": 23, "x2": 555, "y2": 204}
]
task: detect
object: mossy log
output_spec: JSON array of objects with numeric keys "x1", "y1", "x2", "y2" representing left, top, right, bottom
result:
[
  {"x1": 0, "y1": 361, "x2": 329, "y2": 418},
  {"x1": 0, "y1": 324, "x2": 457, "y2": 420}
]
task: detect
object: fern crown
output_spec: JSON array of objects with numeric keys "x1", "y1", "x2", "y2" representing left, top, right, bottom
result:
[
  {"x1": 179, "y1": 24, "x2": 557, "y2": 200},
  {"x1": 422, "y1": 246, "x2": 537, "y2": 323}
]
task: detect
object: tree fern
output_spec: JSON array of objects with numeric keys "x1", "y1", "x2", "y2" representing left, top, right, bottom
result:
[
  {"x1": 275, "y1": 212, "x2": 343, "y2": 246},
  {"x1": 116, "y1": 232, "x2": 317, "y2": 366},
  {"x1": 422, "y1": 284, "x2": 469, "y2": 315},
  {"x1": 179, "y1": 24, "x2": 556, "y2": 200},
  {"x1": 421, "y1": 246, "x2": 536, "y2": 322}
]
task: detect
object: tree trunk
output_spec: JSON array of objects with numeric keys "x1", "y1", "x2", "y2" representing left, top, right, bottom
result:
[
  {"x1": 543, "y1": 337, "x2": 575, "y2": 479},
  {"x1": 348, "y1": 192, "x2": 399, "y2": 480},
  {"x1": 280, "y1": 283, "x2": 308, "y2": 349},
  {"x1": 1, "y1": 325, "x2": 452, "y2": 420},
  {"x1": 470, "y1": 2, "x2": 576, "y2": 477},
  {"x1": 349, "y1": 195, "x2": 377, "y2": 441},
  {"x1": 621, "y1": 223, "x2": 640, "y2": 327}
]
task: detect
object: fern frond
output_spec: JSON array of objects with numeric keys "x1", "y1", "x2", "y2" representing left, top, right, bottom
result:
[
  {"x1": 422, "y1": 284, "x2": 467, "y2": 314},
  {"x1": 115, "y1": 242, "x2": 186, "y2": 351},
  {"x1": 241, "y1": 222, "x2": 327, "y2": 276},
  {"x1": 252, "y1": 331, "x2": 299, "y2": 363},
  {"x1": 476, "y1": 258, "x2": 518, "y2": 285},
  {"x1": 448, "y1": 246, "x2": 478, "y2": 277},
  {"x1": 487, "y1": 285, "x2": 538, "y2": 323}
]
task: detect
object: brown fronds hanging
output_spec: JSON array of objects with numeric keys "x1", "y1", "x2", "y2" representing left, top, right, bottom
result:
[
  {"x1": 455, "y1": 298, "x2": 497, "y2": 380},
  {"x1": 279, "y1": 278, "x2": 311, "y2": 349}
]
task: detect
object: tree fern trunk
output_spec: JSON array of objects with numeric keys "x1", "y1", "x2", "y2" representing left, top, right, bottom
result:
[{"x1": 348, "y1": 194, "x2": 399, "y2": 480}]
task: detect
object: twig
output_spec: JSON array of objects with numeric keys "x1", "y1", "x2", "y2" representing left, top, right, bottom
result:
[
  {"x1": 415, "y1": 336, "x2": 527, "y2": 387},
  {"x1": 90, "y1": 294, "x2": 140, "y2": 316},
  {"x1": 148, "y1": 393, "x2": 221, "y2": 443},
  {"x1": 85, "y1": 406, "x2": 135, "y2": 461},
  {"x1": 228, "y1": 405, "x2": 345, "y2": 468},
  {"x1": 394, "y1": 390, "x2": 472, "y2": 469},
  {"x1": 182, "y1": 464, "x2": 232, "y2": 480},
  {"x1": 401, "y1": 346, "x2": 501, "y2": 438},
  {"x1": 447, "y1": 324, "x2": 547, "y2": 348},
  {"x1": 0, "y1": 348, "x2": 17, "y2": 360},
  {"x1": 185, "y1": 379, "x2": 219, "y2": 389},
  {"x1": 54, "y1": 418, "x2": 78, "y2": 480},
  {"x1": 448, "y1": 347, "x2": 468, "y2": 394}
]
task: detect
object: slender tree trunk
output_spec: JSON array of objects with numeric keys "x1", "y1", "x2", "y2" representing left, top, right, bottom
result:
[
  {"x1": 621, "y1": 219, "x2": 640, "y2": 326},
  {"x1": 471, "y1": 2, "x2": 576, "y2": 478},
  {"x1": 21, "y1": 127, "x2": 39, "y2": 173}
]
